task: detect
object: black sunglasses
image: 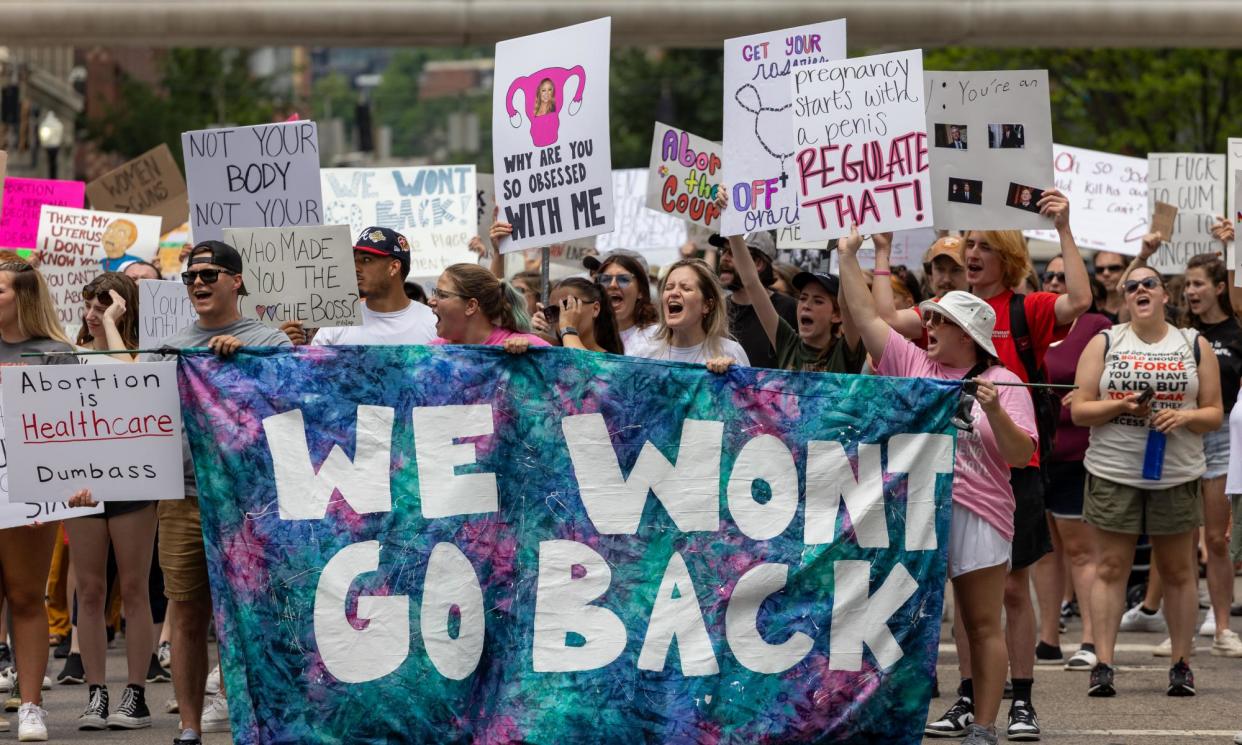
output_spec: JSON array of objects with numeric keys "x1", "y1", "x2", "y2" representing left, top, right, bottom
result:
[
  {"x1": 1095, "y1": 263, "x2": 1125, "y2": 274},
  {"x1": 1123, "y1": 276, "x2": 1161, "y2": 294},
  {"x1": 1042, "y1": 271, "x2": 1065, "y2": 284},
  {"x1": 181, "y1": 269, "x2": 235, "y2": 286},
  {"x1": 596, "y1": 273, "x2": 634, "y2": 289}
]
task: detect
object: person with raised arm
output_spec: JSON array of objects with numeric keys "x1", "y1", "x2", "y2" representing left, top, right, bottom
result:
[
  {"x1": 874, "y1": 234, "x2": 967, "y2": 342},
  {"x1": 838, "y1": 226, "x2": 1035, "y2": 745}
]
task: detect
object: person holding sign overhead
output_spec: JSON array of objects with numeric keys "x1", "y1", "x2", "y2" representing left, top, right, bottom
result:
[
  {"x1": 143, "y1": 241, "x2": 290, "y2": 745},
  {"x1": 282, "y1": 227, "x2": 437, "y2": 347},
  {"x1": 0, "y1": 260, "x2": 79, "y2": 741}
]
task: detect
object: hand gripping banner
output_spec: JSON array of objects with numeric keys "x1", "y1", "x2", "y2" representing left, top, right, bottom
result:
[{"x1": 177, "y1": 346, "x2": 960, "y2": 744}]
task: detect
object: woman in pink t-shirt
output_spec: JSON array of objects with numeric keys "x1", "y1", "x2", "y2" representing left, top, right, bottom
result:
[
  {"x1": 428, "y1": 263, "x2": 550, "y2": 352},
  {"x1": 839, "y1": 227, "x2": 1037, "y2": 745}
]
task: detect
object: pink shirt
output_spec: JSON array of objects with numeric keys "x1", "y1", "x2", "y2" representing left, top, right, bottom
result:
[
  {"x1": 430, "y1": 327, "x2": 551, "y2": 347},
  {"x1": 875, "y1": 329, "x2": 1035, "y2": 541}
]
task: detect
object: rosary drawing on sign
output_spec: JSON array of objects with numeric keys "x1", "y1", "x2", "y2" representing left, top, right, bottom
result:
[{"x1": 735, "y1": 83, "x2": 793, "y2": 189}]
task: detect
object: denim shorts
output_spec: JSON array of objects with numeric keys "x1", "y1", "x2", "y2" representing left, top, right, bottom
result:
[{"x1": 1204, "y1": 423, "x2": 1230, "y2": 480}]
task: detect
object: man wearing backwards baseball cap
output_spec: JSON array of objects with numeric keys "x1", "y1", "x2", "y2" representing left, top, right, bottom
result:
[
  {"x1": 837, "y1": 224, "x2": 1037, "y2": 745},
  {"x1": 284, "y1": 226, "x2": 437, "y2": 346},
  {"x1": 141, "y1": 239, "x2": 290, "y2": 745}
]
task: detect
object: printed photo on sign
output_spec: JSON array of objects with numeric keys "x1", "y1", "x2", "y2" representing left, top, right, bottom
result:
[
  {"x1": 646, "y1": 122, "x2": 723, "y2": 229},
  {"x1": 1005, "y1": 183, "x2": 1044, "y2": 213},
  {"x1": 721, "y1": 19, "x2": 847, "y2": 236},
  {"x1": 1025, "y1": 144, "x2": 1147, "y2": 252},
  {"x1": 923, "y1": 71, "x2": 1052, "y2": 231},
  {"x1": 84, "y1": 143, "x2": 190, "y2": 234},
  {"x1": 1, "y1": 362, "x2": 184, "y2": 502},
  {"x1": 492, "y1": 18, "x2": 614, "y2": 252},
  {"x1": 181, "y1": 120, "x2": 324, "y2": 243},
  {"x1": 0, "y1": 177, "x2": 86, "y2": 250},
  {"x1": 1146, "y1": 152, "x2": 1224, "y2": 273},
  {"x1": 222, "y1": 224, "x2": 361, "y2": 328},
  {"x1": 321, "y1": 165, "x2": 477, "y2": 275}
]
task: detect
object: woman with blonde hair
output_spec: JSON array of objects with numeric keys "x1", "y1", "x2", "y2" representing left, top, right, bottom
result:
[
  {"x1": 0, "y1": 261, "x2": 78, "y2": 740},
  {"x1": 631, "y1": 257, "x2": 748, "y2": 371}
]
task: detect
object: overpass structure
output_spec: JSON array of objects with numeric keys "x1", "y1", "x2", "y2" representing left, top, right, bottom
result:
[{"x1": 1, "y1": 0, "x2": 1239, "y2": 48}]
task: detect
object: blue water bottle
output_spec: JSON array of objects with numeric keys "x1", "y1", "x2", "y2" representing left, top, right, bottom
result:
[{"x1": 1143, "y1": 428, "x2": 1166, "y2": 481}]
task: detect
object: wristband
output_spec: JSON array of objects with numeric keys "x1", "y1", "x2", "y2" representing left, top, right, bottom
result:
[
  {"x1": 561, "y1": 326, "x2": 579, "y2": 337},
  {"x1": 872, "y1": 269, "x2": 891, "y2": 276}
]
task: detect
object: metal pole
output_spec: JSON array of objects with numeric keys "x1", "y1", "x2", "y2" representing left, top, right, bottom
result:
[{"x1": 540, "y1": 245, "x2": 551, "y2": 307}]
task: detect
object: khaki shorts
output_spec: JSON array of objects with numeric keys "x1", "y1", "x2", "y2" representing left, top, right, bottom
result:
[
  {"x1": 1084, "y1": 473, "x2": 1202, "y2": 535},
  {"x1": 158, "y1": 495, "x2": 211, "y2": 602}
]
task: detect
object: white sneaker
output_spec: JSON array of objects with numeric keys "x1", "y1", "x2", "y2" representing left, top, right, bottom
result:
[
  {"x1": 201, "y1": 692, "x2": 230, "y2": 733},
  {"x1": 0, "y1": 667, "x2": 12, "y2": 693},
  {"x1": 205, "y1": 665, "x2": 221, "y2": 696},
  {"x1": 1120, "y1": 605, "x2": 1167, "y2": 633},
  {"x1": 1233, "y1": 730, "x2": 1242, "y2": 745},
  {"x1": 17, "y1": 702, "x2": 48, "y2": 741},
  {"x1": 39, "y1": 677, "x2": 50, "y2": 692},
  {"x1": 1200, "y1": 611, "x2": 1217, "y2": 638},
  {"x1": 1212, "y1": 629, "x2": 1242, "y2": 657},
  {"x1": 1153, "y1": 637, "x2": 1196, "y2": 657},
  {"x1": 157, "y1": 641, "x2": 172, "y2": 670},
  {"x1": 1065, "y1": 648, "x2": 1098, "y2": 671},
  {"x1": 0, "y1": 715, "x2": 7, "y2": 731}
]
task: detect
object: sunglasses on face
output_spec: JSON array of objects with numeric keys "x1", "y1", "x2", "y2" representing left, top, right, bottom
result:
[
  {"x1": 923, "y1": 311, "x2": 950, "y2": 329},
  {"x1": 181, "y1": 269, "x2": 235, "y2": 286},
  {"x1": 595, "y1": 273, "x2": 634, "y2": 289},
  {"x1": 1123, "y1": 276, "x2": 1161, "y2": 294},
  {"x1": 431, "y1": 287, "x2": 469, "y2": 301},
  {"x1": 1042, "y1": 271, "x2": 1066, "y2": 284},
  {"x1": 1095, "y1": 263, "x2": 1125, "y2": 274}
]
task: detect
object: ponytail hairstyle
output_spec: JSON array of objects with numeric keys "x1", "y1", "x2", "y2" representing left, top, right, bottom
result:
[
  {"x1": 500, "y1": 280, "x2": 533, "y2": 332},
  {"x1": 77, "y1": 272, "x2": 140, "y2": 349},
  {"x1": 656, "y1": 258, "x2": 732, "y2": 358},
  {"x1": 555, "y1": 277, "x2": 623, "y2": 354},
  {"x1": 442, "y1": 263, "x2": 524, "y2": 332},
  {"x1": 1186, "y1": 253, "x2": 1232, "y2": 329},
  {"x1": 0, "y1": 261, "x2": 71, "y2": 345}
]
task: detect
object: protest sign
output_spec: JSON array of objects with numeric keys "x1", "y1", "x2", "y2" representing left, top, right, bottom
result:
[
  {"x1": 182, "y1": 120, "x2": 324, "y2": 243},
  {"x1": 1227, "y1": 138, "x2": 1242, "y2": 217},
  {"x1": 38, "y1": 204, "x2": 162, "y2": 269},
  {"x1": 722, "y1": 20, "x2": 847, "y2": 237},
  {"x1": 158, "y1": 221, "x2": 192, "y2": 277},
  {"x1": 791, "y1": 49, "x2": 932, "y2": 241},
  {"x1": 492, "y1": 18, "x2": 614, "y2": 252},
  {"x1": 180, "y1": 345, "x2": 956, "y2": 745},
  {"x1": 1146, "y1": 153, "x2": 1225, "y2": 273},
  {"x1": 476, "y1": 172, "x2": 496, "y2": 241},
  {"x1": 923, "y1": 70, "x2": 1053, "y2": 230},
  {"x1": 0, "y1": 177, "x2": 86, "y2": 250},
  {"x1": 85, "y1": 144, "x2": 189, "y2": 234},
  {"x1": 139, "y1": 279, "x2": 199, "y2": 348},
  {"x1": 2, "y1": 361, "x2": 183, "y2": 502},
  {"x1": 597, "y1": 168, "x2": 686, "y2": 265},
  {"x1": 646, "y1": 122, "x2": 723, "y2": 229},
  {"x1": 223, "y1": 224, "x2": 360, "y2": 328},
  {"x1": 321, "y1": 165, "x2": 477, "y2": 275},
  {"x1": 1151, "y1": 201, "x2": 1178, "y2": 243},
  {"x1": 1025, "y1": 145, "x2": 1148, "y2": 253},
  {"x1": 1235, "y1": 172, "x2": 1242, "y2": 287}
]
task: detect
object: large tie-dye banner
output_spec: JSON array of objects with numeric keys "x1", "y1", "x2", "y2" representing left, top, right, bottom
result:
[{"x1": 177, "y1": 346, "x2": 960, "y2": 745}]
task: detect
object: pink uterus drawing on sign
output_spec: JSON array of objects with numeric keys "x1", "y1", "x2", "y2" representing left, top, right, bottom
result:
[{"x1": 506, "y1": 65, "x2": 586, "y2": 147}]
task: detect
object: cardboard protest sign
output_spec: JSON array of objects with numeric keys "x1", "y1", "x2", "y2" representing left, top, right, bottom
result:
[
  {"x1": 597, "y1": 169, "x2": 686, "y2": 265},
  {"x1": 2, "y1": 362, "x2": 184, "y2": 502},
  {"x1": 222, "y1": 224, "x2": 360, "y2": 328},
  {"x1": 1146, "y1": 153, "x2": 1225, "y2": 273},
  {"x1": 85, "y1": 144, "x2": 189, "y2": 234},
  {"x1": 139, "y1": 279, "x2": 199, "y2": 348},
  {"x1": 722, "y1": 20, "x2": 847, "y2": 237},
  {"x1": 1151, "y1": 201, "x2": 1178, "y2": 243},
  {"x1": 923, "y1": 71, "x2": 1052, "y2": 230},
  {"x1": 492, "y1": 18, "x2": 614, "y2": 252},
  {"x1": 646, "y1": 122, "x2": 723, "y2": 229},
  {"x1": 791, "y1": 49, "x2": 932, "y2": 241},
  {"x1": 0, "y1": 177, "x2": 86, "y2": 249},
  {"x1": 179, "y1": 344, "x2": 957, "y2": 744},
  {"x1": 321, "y1": 165, "x2": 477, "y2": 276},
  {"x1": 182, "y1": 120, "x2": 324, "y2": 243},
  {"x1": 1025, "y1": 145, "x2": 1148, "y2": 254}
]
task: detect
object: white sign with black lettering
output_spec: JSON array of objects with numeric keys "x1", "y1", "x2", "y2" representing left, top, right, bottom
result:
[
  {"x1": 1146, "y1": 153, "x2": 1224, "y2": 273},
  {"x1": 138, "y1": 279, "x2": 198, "y2": 349},
  {"x1": 1025, "y1": 145, "x2": 1148, "y2": 254}
]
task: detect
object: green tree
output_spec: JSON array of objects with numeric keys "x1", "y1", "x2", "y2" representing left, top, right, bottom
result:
[
  {"x1": 610, "y1": 48, "x2": 723, "y2": 167},
  {"x1": 311, "y1": 72, "x2": 357, "y2": 124}
]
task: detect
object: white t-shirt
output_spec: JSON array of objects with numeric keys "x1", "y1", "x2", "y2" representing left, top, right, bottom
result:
[
  {"x1": 312, "y1": 301, "x2": 437, "y2": 346},
  {"x1": 633, "y1": 337, "x2": 750, "y2": 366},
  {"x1": 620, "y1": 324, "x2": 659, "y2": 356},
  {"x1": 1226, "y1": 401, "x2": 1242, "y2": 495}
]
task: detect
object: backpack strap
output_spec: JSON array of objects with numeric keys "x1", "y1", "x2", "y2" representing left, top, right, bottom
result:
[{"x1": 1009, "y1": 293, "x2": 1045, "y2": 383}]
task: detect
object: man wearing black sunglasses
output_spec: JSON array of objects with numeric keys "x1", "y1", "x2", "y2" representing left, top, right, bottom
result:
[
  {"x1": 1092, "y1": 251, "x2": 1128, "y2": 321},
  {"x1": 146, "y1": 240, "x2": 290, "y2": 745}
]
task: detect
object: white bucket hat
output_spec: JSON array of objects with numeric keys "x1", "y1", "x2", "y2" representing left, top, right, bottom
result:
[{"x1": 917, "y1": 291, "x2": 998, "y2": 358}]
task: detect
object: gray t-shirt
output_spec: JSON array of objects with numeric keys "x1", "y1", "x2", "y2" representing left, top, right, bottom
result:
[
  {"x1": 142, "y1": 317, "x2": 291, "y2": 498},
  {"x1": 0, "y1": 337, "x2": 78, "y2": 366}
]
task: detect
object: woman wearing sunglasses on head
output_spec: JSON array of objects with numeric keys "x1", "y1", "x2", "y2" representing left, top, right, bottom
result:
[
  {"x1": 1072, "y1": 235, "x2": 1223, "y2": 699},
  {"x1": 838, "y1": 226, "x2": 1036, "y2": 745}
]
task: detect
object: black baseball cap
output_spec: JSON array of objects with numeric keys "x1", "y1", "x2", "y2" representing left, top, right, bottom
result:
[
  {"x1": 793, "y1": 271, "x2": 840, "y2": 296},
  {"x1": 355, "y1": 226, "x2": 411, "y2": 277},
  {"x1": 189, "y1": 241, "x2": 248, "y2": 295}
]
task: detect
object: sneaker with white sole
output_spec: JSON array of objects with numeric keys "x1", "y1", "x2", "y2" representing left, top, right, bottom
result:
[
  {"x1": 1006, "y1": 699, "x2": 1041, "y2": 741},
  {"x1": 1212, "y1": 629, "x2": 1242, "y2": 657},
  {"x1": 0, "y1": 715, "x2": 7, "y2": 731},
  {"x1": 107, "y1": 684, "x2": 151, "y2": 729},
  {"x1": 1120, "y1": 604, "x2": 1167, "y2": 633},
  {"x1": 157, "y1": 641, "x2": 172, "y2": 670},
  {"x1": 0, "y1": 667, "x2": 12, "y2": 693},
  {"x1": 925, "y1": 696, "x2": 974, "y2": 737},
  {"x1": 1065, "y1": 647, "x2": 1098, "y2": 671},
  {"x1": 1153, "y1": 637, "x2": 1196, "y2": 657},
  {"x1": 1200, "y1": 611, "x2": 1217, "y2": 638},
  {"x1": 17, "y1": 702, "x2": 48, "y2": 741},
  {"x1": 201, "y1": 692, "x2": 230, "y2": 733},
  {"x1": 962, "y1": 723, "x2": 999, "y2": 745},
  {"x1": 205, "y1": 665, "x2": 221, "y2": 696},
  {"x1": 78, "y1": 685, "x2": 108, "y2": 730}
]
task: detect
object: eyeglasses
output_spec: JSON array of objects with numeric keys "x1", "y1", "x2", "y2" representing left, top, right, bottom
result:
[
  {"x1": 431, "y1": 287, "x2": 469, "y2": 301},
  {"x1": 181, "y1": 269, "x2": 235, "y2": 286},
  {"x1": 923, "y1": 311, "x2": 949, "y2": 329},
  {"x1": 1123, "y1": 276, "x2": 1161, "y2": 294},
  {"x1": 1095, "y1": 263, "x2": 1125, "y2": 274},
  {"x1": 595, "y1": 273, "x2": 634, "y2": 289},
  {"x1": 1042, "y1": 271, "x2": 1066, "y2": 284}
]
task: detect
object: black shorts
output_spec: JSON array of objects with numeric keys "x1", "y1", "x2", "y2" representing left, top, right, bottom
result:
[
  {"x1": 1010, "y1": 465, "x2": 1052, "y2": 570},
  {"x1": 1043, "y1": 460, "x2": 1086, "y2": 519},
  {"x1": 83, "y1": 500, "x2": 155, "y2": 520}
]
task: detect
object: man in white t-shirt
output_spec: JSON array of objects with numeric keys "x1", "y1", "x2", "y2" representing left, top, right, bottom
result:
[{"x1": 282, "y1": 226, "x2": 437, "y2": 346}]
